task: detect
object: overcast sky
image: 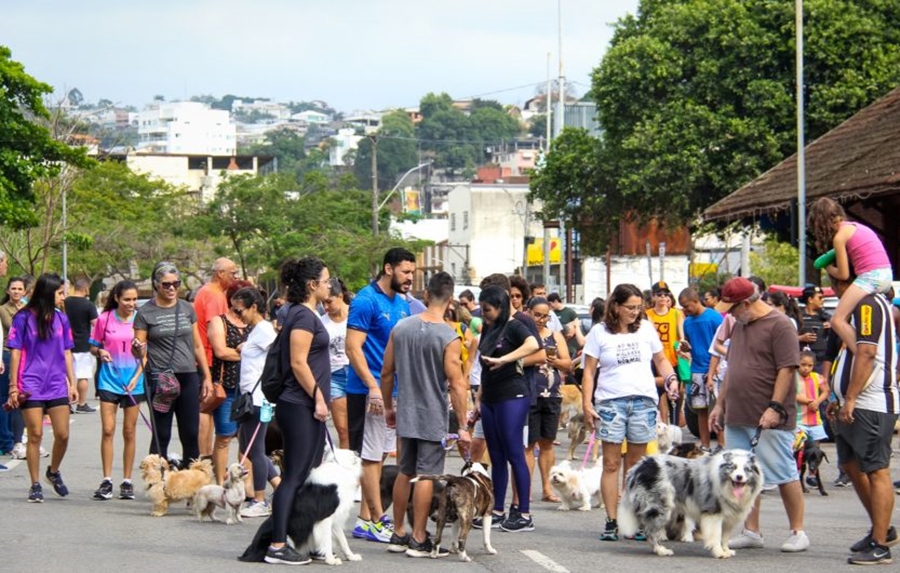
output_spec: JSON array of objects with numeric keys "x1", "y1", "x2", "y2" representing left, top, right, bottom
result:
[{"x1": 4, "y1": 0, "x2": 640, "y2": 112}]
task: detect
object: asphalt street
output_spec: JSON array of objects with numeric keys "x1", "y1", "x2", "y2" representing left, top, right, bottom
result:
[{"x1": 1, "y1": 405, "x2": 897, "y2": 572}]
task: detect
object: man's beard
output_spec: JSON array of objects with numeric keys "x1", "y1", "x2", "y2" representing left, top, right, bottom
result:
[{"x1": 391, "y1": 275, "x2": 411, "y2": 294}]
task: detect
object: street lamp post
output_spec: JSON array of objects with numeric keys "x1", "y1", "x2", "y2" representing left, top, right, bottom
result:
[{"x1": 372, "y1": 161, "x2": 432, "y2": 235}]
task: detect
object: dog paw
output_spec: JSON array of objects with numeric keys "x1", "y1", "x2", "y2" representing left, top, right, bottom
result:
[
  {"x1": 653, "y1": 545, "x2": 674, "y2": 557},
  {"x1": 345, "y1": 553, "x2": 362, "y2": 562},
  {"x1": 712, "y1": 548, "x2": 733, "y2": 559},
  {"x1": 578, "y1": 505, "x2": 591, "y2": 512},
  {"x1": 325, "y1": 557, "x2": 342, "y2": 565},
  {"x1": 556, "y1": 505, "x2": 569, "y2": 511},
  {"x1": 458, "y1": 553, "x2": 472, "y2": 562},
  {"x1": 484, "y1": 545, "x2": 498, "y2": 555}
]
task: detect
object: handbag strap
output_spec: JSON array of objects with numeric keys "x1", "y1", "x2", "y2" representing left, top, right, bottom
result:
[{"x1": 162, "y1": 301, "x2": 180, "y2": 371}]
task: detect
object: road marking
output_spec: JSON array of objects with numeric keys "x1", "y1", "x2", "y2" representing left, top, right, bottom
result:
[
  {"x1": 4, "y1": 459, "x2": 22, "y2": 470},
  {"x1": 521, "y1": 550, "x2": 570, "y2": 573}
]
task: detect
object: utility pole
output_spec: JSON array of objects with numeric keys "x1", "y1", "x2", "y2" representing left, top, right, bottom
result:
[
  {"x1": 370, "y1": 134, "x2": 378, "y2": 237},
  {"x1": 795, "y1": 0, "x2": 807, "y2": 286},
  {"x1": 556, "y1": 0, "x2": 568, "y2": 300}
]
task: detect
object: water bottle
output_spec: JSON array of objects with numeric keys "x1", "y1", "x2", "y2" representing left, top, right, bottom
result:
[{"x1": 260, "y1": 399, "x2": 274, "y2": 423}]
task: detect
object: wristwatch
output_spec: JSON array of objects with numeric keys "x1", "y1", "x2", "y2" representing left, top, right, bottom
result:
[{"x1": 767, "y1": 401, "x2": 787, "y2": 422}]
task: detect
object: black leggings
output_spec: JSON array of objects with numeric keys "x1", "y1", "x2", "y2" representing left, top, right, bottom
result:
[
  {"x1": 271, "y1": 400, "x2": 325, "y2": 544},
  {"x1": 149, "y1": 371, "x2": 200, "y2": 464},
  {"x1": 238, "y1": 406, "x2": 272, "y2": 492}
]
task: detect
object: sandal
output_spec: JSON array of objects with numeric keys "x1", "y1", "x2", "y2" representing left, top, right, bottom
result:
[{"x1": 542, "y1": 494, "x2": 561, "y2": 503}]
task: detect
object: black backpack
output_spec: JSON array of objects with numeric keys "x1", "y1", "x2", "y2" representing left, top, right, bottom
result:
[{"x1": 260, "y1": 304, "x2": 294, "y2": 403}]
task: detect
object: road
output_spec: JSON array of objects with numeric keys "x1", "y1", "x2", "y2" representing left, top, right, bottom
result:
[{"x1": 1, "y1": 407, "x2": 896, "y2": 572}]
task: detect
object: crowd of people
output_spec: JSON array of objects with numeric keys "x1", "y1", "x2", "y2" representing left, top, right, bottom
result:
[{"x1": 1, "y1": 196, "x2": 898, "y2": 566}]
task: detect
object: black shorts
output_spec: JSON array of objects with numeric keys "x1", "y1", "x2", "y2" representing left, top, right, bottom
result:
[
  {"x1": 347, "y1": 393, "x2": 367, "y2": 454},
  {"x1": 399, "y1": 437, "x2": 446, "y2": 476},
  {"x1": 98, "y1": 389, "x2": 143, "y2": 408},
  {"x1": 21, "y1": 397, "x2": 69, "y2": 411},
  {"x1": 834, "y1": 408, "x2": 898, "y2": 474},
  {"x1": 528, "y1": 397, "x2": 562, "y2": 444}
]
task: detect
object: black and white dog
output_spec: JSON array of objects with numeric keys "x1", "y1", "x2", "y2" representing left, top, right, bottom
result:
[
  {"x1": 239, "y1": 448, "x2": 362, "y2": 565},
  {"x1": 618, "y1": 449, "x2": 763, "y2": 559}
]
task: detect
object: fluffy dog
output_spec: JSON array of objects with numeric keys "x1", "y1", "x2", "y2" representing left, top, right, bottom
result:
[
  {"x1": 796, "y1": 439, "x2": 829, "y2": 496},
  {"x1": 240, "y1": 448, "x2": 363, "y2": 565},
  {"x1": 192, "y1": 462, "x2": 248, "y2": 524},
  {"x1": 566, "y1": 414, "x2": 600, "y2": 463},
  {"x1": 412, "y1": 462, "x2": 497, "y2": 562},
  {"x1": 618, "y1": 449, "x2": 763, "y2": 559},
  {"x1": 656, "y1": 423, "x2": 684, "y2": 453},
  {"x1": 548, "y1": 460, "x2": 602, "y2": 511},
  {"x1": 139, "y1": 455, "x2": 214, "y2": 517}
]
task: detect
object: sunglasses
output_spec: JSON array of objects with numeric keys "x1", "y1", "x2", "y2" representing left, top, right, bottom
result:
[
  {"x1": 160, "y1": 281, "x2": 181, "y2": 290},
  {"x1": 510, "y1": 293, "x2": 523, "y2": 299}
]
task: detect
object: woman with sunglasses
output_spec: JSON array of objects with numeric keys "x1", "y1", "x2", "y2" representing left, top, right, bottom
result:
[
  {"x1": 89, "y1": 280, "x2": 143, "y2": 501},
  {"x1": 525, "y1": 296, "x2": 572, "y2": 503},
  {"x1": 207, "y1": 280, "x2": 250, "y2": 484},
  {"x1": 133, "y1": 262, "x2": 212, "y2": 466},
  {"x1": 581, "y1": 283, "x2": 678, "y2": 542}
]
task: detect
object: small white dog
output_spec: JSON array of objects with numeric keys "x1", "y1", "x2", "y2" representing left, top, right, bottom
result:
[
  {"x1": 548, "y1": 460, "x2": 602, "y2": 511},
  {"x1": 192, "y1": 462, "x2": 247, "y2": 525}
]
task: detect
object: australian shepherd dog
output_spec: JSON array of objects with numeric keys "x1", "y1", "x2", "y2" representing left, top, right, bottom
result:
[{"x1": 618, "y1": 449, "x2": 763, "y2": 558}]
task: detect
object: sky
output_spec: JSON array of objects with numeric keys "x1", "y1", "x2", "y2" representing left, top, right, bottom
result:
[{"x1": 3, "y1": 0, "x2": 640, "y2": 113}]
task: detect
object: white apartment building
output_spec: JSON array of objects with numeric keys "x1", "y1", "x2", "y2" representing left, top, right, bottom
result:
[
  {"x1": 137, "y1": 101, "x2": 236, "y2": 155},
  {"x1": 446, "y1": 183, "x2": 545, "y2": 285},
  {"x1": 329, "y1": 128, "x2": 363, "y2": 166}
]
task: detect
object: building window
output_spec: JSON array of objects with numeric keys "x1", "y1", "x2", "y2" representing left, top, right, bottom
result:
[
  {"x1": 463, "y1": 211, "x2": 468, "y2": 230},
  {"x1": 450, "y1": 213, "x2": 456, "y2": 231}
]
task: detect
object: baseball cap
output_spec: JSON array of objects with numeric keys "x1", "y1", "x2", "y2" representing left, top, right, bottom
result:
[
  {"x1": 714, "y1": 277, "x2": 756, "y2": 313},
  {"x1": 801, "y1": 285, "x2": 823, "y2": 303},
  {"x1": 651, "y1": 281, "x2": 671, "y2": 294}
]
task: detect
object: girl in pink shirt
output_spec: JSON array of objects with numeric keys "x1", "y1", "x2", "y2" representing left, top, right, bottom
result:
[{"x1": 809, "y1": 197, "x2": 892, "y2": 354}]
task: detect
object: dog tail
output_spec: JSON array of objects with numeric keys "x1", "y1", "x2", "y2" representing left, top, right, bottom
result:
[{"x1": 616, "y1": 489, "x2": 641, "y2": 538}]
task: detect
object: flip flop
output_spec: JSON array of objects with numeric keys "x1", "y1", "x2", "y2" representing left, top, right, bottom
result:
[{"x1": 542, "y1": 494, "x2": 561, "y2": 503}]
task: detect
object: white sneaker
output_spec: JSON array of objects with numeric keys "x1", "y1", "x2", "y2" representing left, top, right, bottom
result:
[
  {"x1": 729, "y1": 529, "x2": 765, "y2": 549},
  {"x1": 240, "y1": 500, "x2": 271, "y2": 518},
  {"x1": 39, "y1": 446, "x2": 49, "y2": 458},
  {"x1": 11, "y1": 443, "x2": 26, "y2": 459},
  {"x1": 781, "y1": 530, "x2": 810, "y2": 553}
]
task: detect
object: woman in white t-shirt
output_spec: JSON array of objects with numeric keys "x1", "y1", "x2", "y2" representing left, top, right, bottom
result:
[
  {"x1": 581, "y1": 283, "x2": 678, "y2": 542},
  {"x1": 231, "y1": 287, "x2": 278, "y2": 518},
  {"x1": 321, "y1": 278, "x2": 350, "y2": 449}
]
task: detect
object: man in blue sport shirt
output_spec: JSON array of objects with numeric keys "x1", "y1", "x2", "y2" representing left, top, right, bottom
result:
[{"x1": 346, "y1": 248, "x2": 415, "y2": 543}]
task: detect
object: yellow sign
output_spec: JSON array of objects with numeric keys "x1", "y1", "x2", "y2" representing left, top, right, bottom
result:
[
  {"x1": 860, "y1": 304, "x2": 872, "y2": 336},
  {"x1": 689, "y1": 262, "x2": 719, "y2": 278},
  {"x1": 527, "y1": 238, "x2": 561, "y2": 266},
  {"x1": 402, "y1": 187, "x2": 421, "y2": 214}
]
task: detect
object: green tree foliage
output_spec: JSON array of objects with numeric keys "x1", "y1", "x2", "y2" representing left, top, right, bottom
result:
[
  {"x1": 416, "y1": 93, "x2": 522, "y2": 176},
  {"x1": 750, "y1": 237, "x2": 799, "y2": 287},
  {"x1": 0, "y1": 46, "x2": 93, "y2": 228},
  {"x1": 531, "y1": 0, "x2": 900, "y2": 253},
  {"x1": 201, "y1": 174, "x2": 423, "y2": 290},
  {"x1": 354, "y1": 109, "x2": 418, "y2": 191}
]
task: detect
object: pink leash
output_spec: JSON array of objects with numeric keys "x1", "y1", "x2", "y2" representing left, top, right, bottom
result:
[
  {"x1": 239, "y1": 421, "x2": 263, "y2": 466},
  {"x1": 582, "y1": 430, "x2": 596, "y2": 468}
]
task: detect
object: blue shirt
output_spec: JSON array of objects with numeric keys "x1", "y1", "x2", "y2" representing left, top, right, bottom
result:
[
  {"x1": 683, "y1": 307, "x2": 723, "y2": 374},
  {"x1": 345, "y1": 281, "x2": 410, "y2": 395}
]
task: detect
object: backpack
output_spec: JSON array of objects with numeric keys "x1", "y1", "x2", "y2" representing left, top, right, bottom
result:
[{"x1": 260, "y1": 304, "x2": 294, "y2": 403}]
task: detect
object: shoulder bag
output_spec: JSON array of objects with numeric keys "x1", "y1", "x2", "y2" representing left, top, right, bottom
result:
[{"x1": 150, "y1": 302, "x2": 182, "y2": 413}]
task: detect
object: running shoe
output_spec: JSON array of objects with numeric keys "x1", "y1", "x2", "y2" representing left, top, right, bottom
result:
[
  {"x1": 241, "y1": 500, "x2": 271, "y2": 518},
  {"x1": 264, "y1": 545, "x2": 311, "y2": 565},
  {"x1": 352, "y1": 520, "x2": 372, "y2": 539},
  {"x1": 93, "y1": 479, "x2": 113, "y2": 500},
  {"x1": 119, "y1": 481, "x2": 135, "y2": 500},
  {"x1": 472, "y1": 513, "x2": 504, "y2": 530},
  {"x1": 500, "y1": 513, "x2": 534, "y2": 532},
  {"x1": 75, "y1": 403, "x2": 97, "y2": 414},
  {"x1": 28, "y1": 483, "x2": 44, "y2": 503},
  {"x1": 599, "y1": 518, "x2": 618, "y2": 541},
  {"x1": 45, "y1": 467, "x2": 69, "y2": 497}
]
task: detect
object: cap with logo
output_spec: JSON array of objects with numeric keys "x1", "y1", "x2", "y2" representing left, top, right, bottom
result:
[
  {"x1": 714, "y1": 277, "x2": 756, "y2": 313},
  {"x1": 651, "y1": 281, "x2": 671, "y2": 294}
]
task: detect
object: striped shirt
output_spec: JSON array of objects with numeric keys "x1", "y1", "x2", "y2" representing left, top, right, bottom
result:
[{"x1": 832, "y1": 293, "x2": 898, "y2": 414}]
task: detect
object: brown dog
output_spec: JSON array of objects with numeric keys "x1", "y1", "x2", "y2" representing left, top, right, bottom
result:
[
  {"x1": 412, "y1": 462, "x2": 498, "y2": 562},
  {"x1": 140, "y1": 455, "x2": 214, "y2": 517},
  {"x1": 558, "y1": 385, "x2": 582, "y2": 429},
  {"x1": 567, "y1": 414, "x2": 600, "y2": 463}
]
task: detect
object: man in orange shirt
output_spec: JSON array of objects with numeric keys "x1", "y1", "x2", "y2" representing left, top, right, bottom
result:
[{"x1": 194, "y1": 257, "x2": 238, "y2": 457}]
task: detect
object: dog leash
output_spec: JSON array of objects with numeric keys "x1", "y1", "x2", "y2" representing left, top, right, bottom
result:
[
  {"x1": 749, "y1": 426, "x2": 763, "y2": 451},
  {"x1": 581, "y1": 430, "x2": 596, "y2": 469}
]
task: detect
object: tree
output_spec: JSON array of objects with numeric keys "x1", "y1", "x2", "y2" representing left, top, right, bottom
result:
[
  {"x1": 532, "y1": 1, "x2": 900, "y2": 253},
  {"x1": 0, "y1": 46, "x2": 92, "y2": 228},
  {"x1": 354, "y1": 110, "x2": 418, "y2": 191},
  {"x1": 750, "y1": 237, "x2": 799, "y2": 287}
]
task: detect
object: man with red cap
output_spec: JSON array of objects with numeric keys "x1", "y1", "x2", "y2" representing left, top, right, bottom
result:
[{"x1": 709, "y1": 277, "x2": 808, "y2": 553}]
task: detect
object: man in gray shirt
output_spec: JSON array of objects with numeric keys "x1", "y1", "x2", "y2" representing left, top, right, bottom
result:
[{"x1": 382, "y1": 272, "x2": 469, "y2": 557}]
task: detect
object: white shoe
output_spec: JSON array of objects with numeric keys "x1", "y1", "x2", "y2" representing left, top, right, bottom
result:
[
  {"x1": 39, "y1": 446, "x2": 49, "y2": 458},
  {"x1": 240, "y1": 500, "x2": 271, "y2": 518},
  {"x1": 10, "y1": 443, "x2": 26, "y2": 459},
  {"x1": 729, "y1": 529, "x2": 765, "y2": 549},
  {"x1": 781, "y1": 530, "x2": 810, "y2": 553}
]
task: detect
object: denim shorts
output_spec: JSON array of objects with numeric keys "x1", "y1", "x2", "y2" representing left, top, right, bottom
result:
[
  {"x1": 594, "y1": 396, "x2": 657, "y2": 444},
  {"x1": 853, "y1": 267, "x2": 893, "y2": 294},
  {"x1": 688, "y1": 373, "x2": 709, "y2": 409},
  {"x1": 330, "y1": 366, "x2": 348, "y2": 400},
  {"x1": 212, "y1": 386, "x2": 239, "y2": 437},
  {"x1": 725, "y1": 425, "x2": 798, "y2": 486}
]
